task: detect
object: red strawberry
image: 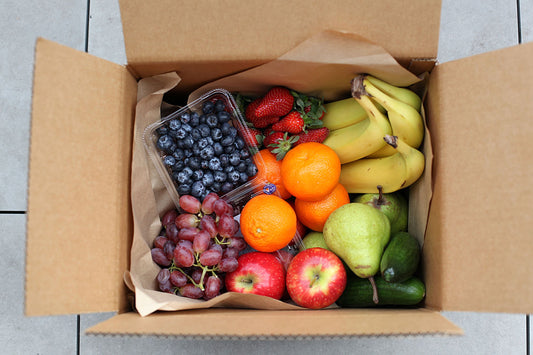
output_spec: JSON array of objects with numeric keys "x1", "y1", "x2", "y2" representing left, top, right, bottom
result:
[
  {"x1": 240, "y1": 127, "x2": 263, "y2": 148},
  {"x1": 271, "y1": 111, "x2": 305, "y2": 134},
  {"x1": 264, "y1": 131, "x2": 298, "y2": 160},
  {"x1": 255, "y1": 87, "x2": 294, "y2": 119},
  {"x1": 292, "y1": 127, "x2": 329, "y2": 146},
  {"x1": 245, "y1": 98, "x2": 280, "y2": 128}
]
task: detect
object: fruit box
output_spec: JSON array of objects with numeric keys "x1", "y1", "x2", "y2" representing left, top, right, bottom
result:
[{"x1": 25, "y1": 0, "x2": 533, "y2": 337}]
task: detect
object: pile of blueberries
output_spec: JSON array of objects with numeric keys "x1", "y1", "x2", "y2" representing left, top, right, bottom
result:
[{"x1": 156, "y1": 98, "x2": 258, "y2": 200}]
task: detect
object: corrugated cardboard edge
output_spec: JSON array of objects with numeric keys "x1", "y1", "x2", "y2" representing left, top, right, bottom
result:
[{"x1": 86, "y1": 308, "x2": 463, "y2": 337}]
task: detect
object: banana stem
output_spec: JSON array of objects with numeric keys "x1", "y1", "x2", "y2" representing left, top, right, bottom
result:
[
  {"x1": 369, "y1": 276, "x2": 379, "y2": 304},
  {"x1": 384, "y1": 134, "x2": 398, "y2": 148},
  {"x1": 351, "y1": 75, "x2": 368, "y2": 99}
]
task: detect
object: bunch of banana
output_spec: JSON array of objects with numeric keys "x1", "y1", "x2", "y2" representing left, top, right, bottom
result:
[{"x1": 322, "y1": 74, "x2": 426, "y2": 193}]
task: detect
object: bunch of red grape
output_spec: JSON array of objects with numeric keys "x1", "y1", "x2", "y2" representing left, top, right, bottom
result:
[{"x1": 151, "y1": 192, "x2": 247, "y2": 300}]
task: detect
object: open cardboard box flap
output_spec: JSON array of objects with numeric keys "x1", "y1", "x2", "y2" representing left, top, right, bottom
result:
[
  {"x1": 119, "y1": 0, "x2": 441, "y2": 93},
  {"x1": 25, "y1": 5, "x2": 533, "y2": 336},
  {"x1": 424, "y1": 41, "x2": 533, "y2": 313}
]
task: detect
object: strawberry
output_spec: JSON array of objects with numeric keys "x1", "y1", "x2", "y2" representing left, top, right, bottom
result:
[
  {"x1": 264, "y1": 131, "x2": 298, "y2": 160},
  {"x1": 292, "y1": 127, "x2": 329, "y2": 147},
  {"x1": 245, "y1": 98, "x2": 279, "y2": 128},
  {"x1": 291, "y1": 90, "x2": 326, "y2": 127},
  {"x1": 255, "y1": 87, "x2": 294, "y2": 119},
  {"x1": 271, "y1": 111, "x2": 305, "y2": 134}
]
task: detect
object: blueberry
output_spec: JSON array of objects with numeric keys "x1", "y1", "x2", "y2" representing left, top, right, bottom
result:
[
  {"x1": 224, "y1": 144, "x2": 236, "y2": 154},
  {"x1": 220, "y1": 122, "x2": 232, "y2": 135},
  {"x1": 182, "y1": 123, "x2": 193, "y2": 133},
  {"x1": 225, "y1": 165, "x2": 235, "y2": 174},
  {"x1": 240, "y1": 149, "x2": 251, "y2": 159},
  {"x1": 229, "y1": 152, "x2": 241, "y2": 166},
  {"x1": 177, "y1": 183, "x2": 191, "y2": 195},
  {"x1": 156, "y1": 127, "x2": 169, "y2": 136},
  {"x1": 163, "y1": 155, "x2": 176, "y2": 167},
  {"x1": 246, "y1": 163, "x2": 258, "y2": 177},
  {"x1": 176, "y1": 171, "x2": 191, "y2": 184},
  {"x1": 179, "y1": 111, "x2": 191, "y2": 123},
  {"x1": 192, "y1": 145, "x2": 202, "y2": 157},
  {"x1": 202, "y1": 171, "x2": 214, "y2": 187},
  {"x1": 202, "y1": 101, "x2": 215, "y2": 114},
  {"x1": 192, "y1": 169, "x2": 204, "y2": 181},
  {"x1": 191, "y1": 128, "x2": 202, "y2": 140},
  {"x1": 206, "y1": 114, "x2": 218, "y2": 128},
  {"x1": 209, "y1": 128, "x2": 221, "y2": 141},
  {"x1": 190, "y1": 181, "x2": 206, "y2": 198},
  {"x1": 157, "y1": 135, "x2": 174, "y2": 152},
  {"x1": 198, "y1": 138, "x2": 210, "y2": 149},
  {"x1": 206, "y1": 137, "x2": 214, "y2": 146},
  {"x1": 184, "y1": 149, "x2": 193, "y2": 158},
  {"x1": 212, "y1": 182, "x2": 222, "y2": 193},
  {"x1": 214, "y1": 171, "x2": 227, "y2": 183},
  {"x1": 244, "y1": 157, "x2": 253, "y2": 166},
  {"x1": 182, "y1": 166, "x2": 194, "y2": 177},
  {"x1": 220, "y1": 182, "x2": 234, "y2": 194},
  {"x1": 172, "y1": 149, "x2": 184, "y2": 161},
  {"x1": 199, "y1": 114, "x2": 207, "y2": 125},
  {"x1": 189, "y1": 112, "x2": 200, "y2": 127},
  {"x1": 219, "y1": 154, "x2": 229, "y2": 167},
  {"x1": 236, "y1": 161, "x2": 247, "y2": 172},
  {"x1": 228, "y1": 170, "x2": 241, "y2": 184},
  {"x1": 169, "y1": 119, "x2": 181, "y2": 130},
  {"x1": 199, "y1": 124, "x2": 211, "y2": 138},
  {"x1": 182, "y1": 136, "x2": 194, "y2": 148},
  {"x1": 217, "y1": 111, "x2": 231, "y2": 124},
  {"x1": 188, "y1": 156, "x2": 201, "y2": 170},
  {"x1": 221, "y1": 135, "x2": 235, "y2": 147},
  {"x1": 175, "y1": 128, "x2": 187, "y2": 139},
  {"x1": 172, "y1": 160, "x2": 185, "y2": 172},
  {"x1": 215, "y1": 100, "x2": 226, "y2": 112},
  {"x1": 234, "y1": 136, "x2": 246, "y2": 149},
  {"x1": 200, "y1": 160, "x2": 210, "y2": 170},
  {"x1": 208, "y1": 157, "x2": 222, "y2": 171},
  {"x1": 239, "y1": 172, "x2": 248, "y2": 183},
  {"x1": 213, "y1": 142, "x2": 224, "y2": 156},
  {"x1": 167, "y1": 144, "x2": 177, "y2": 153},
  {"x1": 200, "y1": 146, "x2": 215, "y2": 160},
  {"x1": 175, "y1": 139, "x2": 184, "y2": 149},
  {"x1": 228, "y1": 127, "x2": 238, "y2": 137}
]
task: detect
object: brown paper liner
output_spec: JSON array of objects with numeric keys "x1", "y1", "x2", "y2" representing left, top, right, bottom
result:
[{"x1": 126, "y1": 30, "x2": 432, "y2": 317}]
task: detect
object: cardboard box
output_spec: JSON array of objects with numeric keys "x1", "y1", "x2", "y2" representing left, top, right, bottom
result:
[{"x1": 25, "y1": 0, "x2": 533, "y2": 336}]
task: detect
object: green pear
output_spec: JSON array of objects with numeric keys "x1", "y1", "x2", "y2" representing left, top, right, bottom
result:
[
  {"x1": 323, "y1": 203, "x2": 391, "y2": 303},
  {"x1": 351, "y1": 185, "x2": 408, "y2": 234},
  {"x1": 299, "y1": 231, "x2": 330, "y2": 252}
]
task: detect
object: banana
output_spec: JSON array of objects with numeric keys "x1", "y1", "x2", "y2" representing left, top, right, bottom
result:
[
  {"x1": 339, "y1": 135, "x2": 425, "y2": 193},
  {"x1": 322, "y1": 97, "x2": 386, "y2": 131},
  {"x1": 322, "y1": 97, "x2": 367, "y2": 131},
  {"x1": 366, "y1": 75, "x2": 422, "y2": 111},
  {"x1": 363, "y1": 77, "x2": 424, "y2": 159},
  {"x1": 322, "y1": 78, "x2": 392, "y2": 164}
]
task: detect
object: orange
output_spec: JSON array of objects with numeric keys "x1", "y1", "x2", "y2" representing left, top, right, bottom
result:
[
  {"x1": 294, "y1": 183, "x2": 350, "y2": 232},
  {"x1": 240, "y1": 194, "x2": 297, "y2": 252},
  {"x1": 253, "y1": 149, "x2": 292, "y2": 200},
  {"x1": 280, "y1": 142, "x2": 341, "y2": 201}
]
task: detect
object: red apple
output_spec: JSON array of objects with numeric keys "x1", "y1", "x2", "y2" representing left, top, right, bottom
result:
[
  {"x1": 286, "y1": 247, "x2": 347, "y2": 309},
  {"x1": 225, "y1": 252, "x2": 285, "y2": 300}
]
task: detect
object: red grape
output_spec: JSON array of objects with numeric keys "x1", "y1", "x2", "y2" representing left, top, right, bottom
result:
[
  {"x1": 157, "y1": 268, "x2": 171, "y2": 284},
  {"x1": 199, "y1": 249, "x2": 222, "y2": 266},
  {"x1": 177, "y1": 239, "x2": 193, "y2": 252},
  {"x1": 223, "y1": 247, "x2": 239, "y2": 259},
  {"x1": 191, "y1": 268, "x2": 203, "y2": 284},
  {"x1": 217, "y1": 257, "x2": 238, "y2": 273},
  {"x1": 179, "y1": 195, "x2": 201, "y2": 214},
  {"x1": 162, "y1": 209, "x2": 179, "y2": 227},
  {"x1": 200, "y1": 215, "x2": 218, "y2": 238},
  {"x1": 179, "y1": 283, "x2": 204, "y2": 299},
  {"x1": 175, "y1": 213, "x2": 199, "y2": 229},
  {"x1": 213, "y1": 199, "x2": 233, "y2": 216},
  {"x1": 178, "y1": 227, "x2": 199, "y2": 242},
  {"x1": 204, "y1": 275, "x2": 222, "y2": 299},
  {"x1": 163, "y1": 240, "x2": 176, "y2": 260},
  {"x1": 159, "y1": 279, "x2": 174, "y2": 293},
  {"x1": 193, "y1": 230, "x2": 211, "y2": 253},
  {"x1": 169, "y1": 270, "x2": 188, "y2": 287},
  {"x1": 166, "y1": 223, "x2": 179, "y2": 243},
  {"x1": 151, "y1": 248, "x2": 171, "y2": 267},
  {"x1": 217, "y1": 213, "x2": 236, "y2": 238},
  {"x1": 153, "y1": 235, "x2": 168, "y2": 250},
  {"x1": 201, "y1": 192, "x2": 219, "y2": 214},
  {"x1": 174, "y1": 245, "x2": 194, "y2": 267},
  {"x1": 228, "y1": 237, "x2": 247, "y2": 251}
]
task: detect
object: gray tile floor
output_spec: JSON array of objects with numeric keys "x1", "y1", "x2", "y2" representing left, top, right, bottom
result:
[{"x1": 1, "y1": 0, "x2": 530, "y2": 353}]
